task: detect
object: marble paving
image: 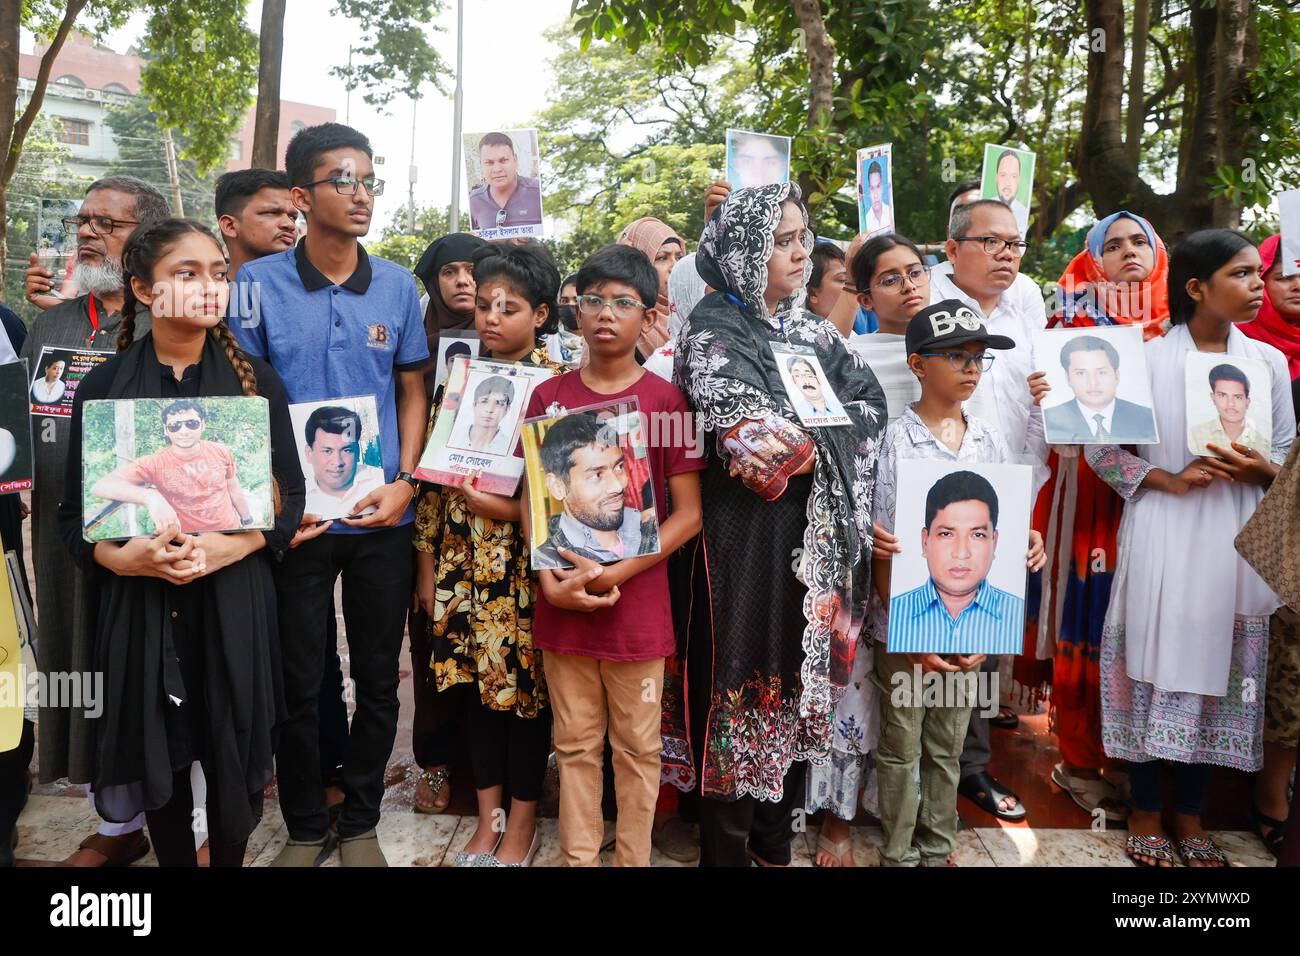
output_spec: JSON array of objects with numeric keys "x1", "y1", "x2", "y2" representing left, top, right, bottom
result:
[{"x1": 13, "y1": 793, "x2": 1276, "y2": 867}]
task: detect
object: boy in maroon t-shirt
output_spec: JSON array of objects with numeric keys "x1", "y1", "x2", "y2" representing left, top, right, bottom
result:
[{"x1": 523, "y1": 244, "x2": 703, "y2": 866}]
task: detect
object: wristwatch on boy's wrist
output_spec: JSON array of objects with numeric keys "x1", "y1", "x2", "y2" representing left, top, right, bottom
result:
[{"x1": 395, "y1": 471, "x2": 419, "y2": 494}]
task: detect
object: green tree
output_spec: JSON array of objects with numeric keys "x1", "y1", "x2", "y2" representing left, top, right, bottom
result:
[
  {"x1": 104, "y1": 96, "x2": 223, "y2": 227},
  {"x1": 330, "y1": 0, "x2": 452, "y2": 110},
  {"x1": 533, "y1": 24, "x2": 755, "y2": 266},
  {"x1": 572, "y1": 0, "x2": 1300, "y2": 257}
]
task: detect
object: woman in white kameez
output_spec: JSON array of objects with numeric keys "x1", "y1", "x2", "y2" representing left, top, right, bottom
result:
[{"x1": 1085, "y1": 230, "x2": 1292, "y2": 868}]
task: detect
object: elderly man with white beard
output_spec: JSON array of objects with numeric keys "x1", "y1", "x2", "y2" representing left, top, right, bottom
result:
[{"x1": 19, "y1": 175, "x2": 169, "y2": 867}]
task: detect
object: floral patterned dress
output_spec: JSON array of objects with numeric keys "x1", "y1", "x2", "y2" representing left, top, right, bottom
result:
[{"x1": 413, "y1": 347, "x2": 561, "y2": 718}]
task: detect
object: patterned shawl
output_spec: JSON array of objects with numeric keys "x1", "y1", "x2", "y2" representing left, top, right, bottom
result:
[{"x1": 675, "y1": 183, "x2": 887, "y2": 765}]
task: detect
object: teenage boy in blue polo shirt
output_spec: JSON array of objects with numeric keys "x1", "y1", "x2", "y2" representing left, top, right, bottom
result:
[{"x1": 232, "y1": 123, "x2": 429, "y2": 866}]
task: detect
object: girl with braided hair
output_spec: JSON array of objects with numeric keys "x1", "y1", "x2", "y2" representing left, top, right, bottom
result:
[{"x1": 57, "y1": 218, "x2": 306, "y2": 866}]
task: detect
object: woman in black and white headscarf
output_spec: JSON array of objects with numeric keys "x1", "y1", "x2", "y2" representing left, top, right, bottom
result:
[{"x1": 674, "y1": 183, "x2": 886, "y2": 866}]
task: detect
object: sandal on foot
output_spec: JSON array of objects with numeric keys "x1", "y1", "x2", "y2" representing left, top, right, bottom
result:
[
  {"x1": 413, "y1": 766, "x2": 450, "y2": 814},
  {"x1": 814, "y1": 833, "x2": 854, "y2": 867},
  {"x1": 1051, "y1": 763, "x2": 1128, "y2": 823},
  {"x1": 1250, "y1": 805, "x2": 1286, "y2": 859},
  {"x1": 958, "y1": 770, "x2": 1027, "y2": 822},
  {"x1": 60, "y1": 832, "x2": 151, "y2": 868},
  {"x1": 1176, "y1": 834, "x2": 1228, "y2": 868},
  {"x1": 1126, "y1": 833, "x2": 1175, "y2": 867}
]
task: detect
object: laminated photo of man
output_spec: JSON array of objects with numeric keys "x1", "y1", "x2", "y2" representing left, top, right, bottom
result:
[
  {"x1": 90, "y1": 399, "x2": 254, "y2": 532},
  {"x1": 468, "y1": 131, "x2": 542, "y2": 231},
  {"x1": 993, "y1": 149, "x2": 1029, "y2": 234},
  {"x1": 729, "y1": 131, "x2": 789, "y2": 189},
  {"x1": 786, "y1": 355, "x2": 839, "y2": 419},
  {"x1": 302, "y1": 404, "x2": 385, "y2": 518},
  {"x1": 1043, "y1": 335, "x2": 1156, "y2": 441},
  {"x1": 862, "y1": 159, "x2": 893, "y2": 234},
  {"x1": 1190, "y1": 363, "x2": 1270, "y2": 457},
  {"x1": 892, "y1": 470, "x2": 1024, "y2": 650},
  {"x1": 534, "y1": 411, "x2": 657, "y2": 568},
  {"x1": 31, "y1": 357, "x2": 66, "y2": 405},
  {"x1": 450, "y1": 374, "x2": 517, "y2": 454}
]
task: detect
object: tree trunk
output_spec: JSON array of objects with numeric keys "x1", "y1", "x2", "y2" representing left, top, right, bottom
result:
[
  {"x1": 251, "y1": 0, "x2": 286, "y2": 170},
  {"x1": 0, "y1": 3, "x2": 19, "y2": 301},
  {"x1": 790, "y1": 0, "x2": 835, "y2": 202},
  {"x1": 1078, "y1": 0, "x2": 1254, "y2": 240},
  {"x1": 1125, "y1": 0, "x2": 1149, "y2": 168},
  {"x1": 0, "y1": 0, "x2": 87, "y2": 302}
]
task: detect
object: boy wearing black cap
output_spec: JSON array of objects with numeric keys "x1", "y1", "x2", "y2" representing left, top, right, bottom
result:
[{"x1": 869, "y1": 299, "x2": 1045, "y2": 865}]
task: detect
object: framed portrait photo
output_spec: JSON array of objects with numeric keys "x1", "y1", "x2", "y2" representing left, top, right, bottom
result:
[
  {"x1": 1031, "y1": 326, "x2": 1159, "y2": 445},
  {"x1": 463, "y1": 128, "x2": 545, "y2": 240},
  {"x1": 80, "y1": 396, "x2": 274, "y2": 542},
  {"x1": 979, "y1": 143, "x2": 1036, "y2": 238},
  {"x1": 1185, "y1": 352, "x2": 1273, "y2": 459},
  {"x1": 856, "y1": 143, "x2": 895, "y2": 238},
  {"x1": 416, "y1": 356, "x2": 552, "y2": 495},
  {"x1": 289, "y1": 395, "x2": 385, "y2": 521},
  {"x1": 520, "y1": 397, "x2": 660, "y2": 571},
  {"x1": 886, "y1": 459, "x2": 1032, "y2": 656},
  {"x1": 725, "y1": 128, "x2": 792, "y2": 190}
]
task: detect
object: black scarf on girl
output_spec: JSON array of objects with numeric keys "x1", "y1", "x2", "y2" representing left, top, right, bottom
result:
[{"x1": 90, "y1": 332, "x2": 285, "y2": 844}]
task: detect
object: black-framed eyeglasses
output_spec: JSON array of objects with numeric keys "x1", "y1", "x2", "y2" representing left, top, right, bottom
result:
[
  {"x1": 576, "y1": 294, "x2": 647, "y2": 319},
  {"x1": 919, "y1": 351, "x2": 996, "y2": 372},
  {"x1": 165, "y1": 418, "x2": 203, "y2": 433},
  {"x1": 300, "y1": 176, "x2": 385, "y2": 197},
  {"x1": 62, "y1": 214, "x2": 139, "y2": 237},
  {"x1": 875, "y1": 264, "x2": 931, "y2": 293},
  {"x1": 954, "y1": 236, "x2": 1029, "y2": 257}
]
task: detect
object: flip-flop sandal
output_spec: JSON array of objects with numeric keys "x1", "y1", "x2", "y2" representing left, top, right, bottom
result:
[
  {"x1": 1177, "y1": 834, "x2": 1229, "y2": 868},
  {"x1": 958, "y1": 771, "x2": 1028, "y2": 822},
  {"x1": 814, "y1": 833, "x2": 854, "y2": 867},
  {"x1": 990, "y1": 707, "x2": 1020, "y2": 730},
  {"x1": 1250, "y1": 805, "x2": 1286, "y2": 858},
  {"x1": 413, "y1": 766, "x2": 450, "y2": 814},
  {"x1": 1051, "y1": 762, "x2": 1128, "y2": 823},
  {"x1": 1126, "y1": 833, "x2": 1175, "y2": 867}
]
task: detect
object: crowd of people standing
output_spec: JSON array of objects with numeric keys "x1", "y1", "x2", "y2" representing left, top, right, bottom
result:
[{"x1": 1, "y1": 119, "x2": 1298, "y2": 870}]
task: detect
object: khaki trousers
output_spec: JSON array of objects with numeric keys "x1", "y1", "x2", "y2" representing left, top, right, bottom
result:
[{"x1": 545, "y1": 652, "x2": 665, "y2": 866}]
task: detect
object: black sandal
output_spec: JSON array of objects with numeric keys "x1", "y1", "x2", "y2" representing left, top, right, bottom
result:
[
  {"x1": 1250, "y1": 805, "x2": 1285, "y2": 859},
  {"x1": 958, "y1": 770, "x2": 1027, "y2": 821}
]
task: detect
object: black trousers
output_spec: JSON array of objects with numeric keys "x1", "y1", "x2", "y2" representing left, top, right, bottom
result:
[
  {"x1": 275, "y1": 525, "x2": 412, "y2": 840},
  {"x1": 409, "y1": 603, "x2": 470, "y2": 770},
  {"x1": 0, "y1": 720, "x2": 35, "y2": 863},
  {"x1": 317, "y1": 601, "x2": 349, "y2": 783},
  {"x1": 698, "y1": 761, "x2": 808, "y2": 867},
  {"x1": 465, "y1": 702, "x2": 552, "y2": 803},
  {"x1": 145, "y1": 766, "x2": 252, "y2": 867}
]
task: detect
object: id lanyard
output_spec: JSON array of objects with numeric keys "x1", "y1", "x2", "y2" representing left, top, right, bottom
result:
[{"x1": 87, "y1": 295, "x2": 100, "y2": 346}]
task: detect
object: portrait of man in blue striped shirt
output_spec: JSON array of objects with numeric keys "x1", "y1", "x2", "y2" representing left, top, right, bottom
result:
[{"x1": 888, "y1": 469, "x2": 1024, "y2": 656}]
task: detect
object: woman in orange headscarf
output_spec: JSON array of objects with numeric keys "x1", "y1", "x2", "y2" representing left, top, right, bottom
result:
[
  {"x1": 617, "y1": 217, "x2": 685, "y2": 359},
  {"x1": 1035, "y1": 211, "x2": 1169, "y2": 823}
]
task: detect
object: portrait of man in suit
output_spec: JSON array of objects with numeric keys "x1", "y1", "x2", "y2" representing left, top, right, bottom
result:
[{"x1": 1042, "y1": 334, "x2": 1157, "y2": 443}]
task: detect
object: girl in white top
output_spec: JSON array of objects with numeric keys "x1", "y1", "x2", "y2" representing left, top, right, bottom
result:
[{"x1": 1084, "y1": 230, "x2": 1294, "y2": 868}]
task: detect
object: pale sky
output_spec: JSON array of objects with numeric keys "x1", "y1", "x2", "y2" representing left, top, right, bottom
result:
[{"x1": 24, "y1": 0, "x2": 573, "y2": 229}]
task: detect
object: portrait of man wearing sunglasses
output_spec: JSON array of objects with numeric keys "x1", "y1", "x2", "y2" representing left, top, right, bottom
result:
[
  {"x1": 89, "y1": 399, "x2": 256, "y2": 533},
  {"x1": 467, "y1": 131, "x2": 543, "y2": 235}
]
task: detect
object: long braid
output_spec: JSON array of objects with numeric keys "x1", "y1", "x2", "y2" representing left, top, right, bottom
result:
[
  {"x1": 211, "y1": 319, "x2": 259, "y2": 397},
  {"x1": 211, "y1": 320, "x2": 282, "y2": 516}
]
